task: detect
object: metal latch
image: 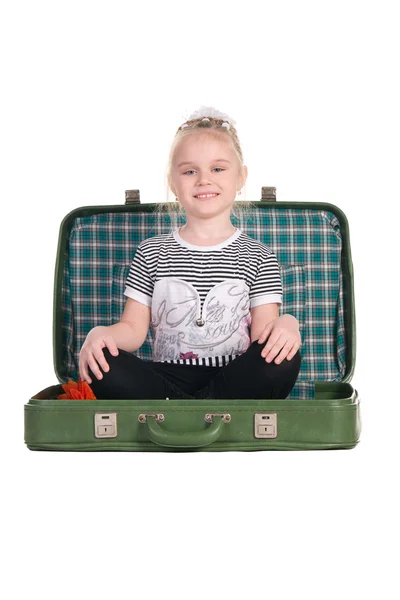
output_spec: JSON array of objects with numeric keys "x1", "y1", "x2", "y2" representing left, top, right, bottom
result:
[
  {"x1": 94, "y1": 413, "x2": 118, "y2": 438},
  {"x1": 254, "y1": 413, "x2": 277, "y2": 439}
]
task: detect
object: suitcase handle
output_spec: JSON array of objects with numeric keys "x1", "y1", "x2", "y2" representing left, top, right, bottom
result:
[{"x1": 144, "y1": 415, "x2": 226, "y2": 448}]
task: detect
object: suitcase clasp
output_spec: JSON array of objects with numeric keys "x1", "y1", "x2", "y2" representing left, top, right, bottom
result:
[
  {"x1": 254, "y1": 413, "x2": 278, "y2": 439},
  {"x1": 94, "y1": 413, "x2": 118, "y2": 438}
]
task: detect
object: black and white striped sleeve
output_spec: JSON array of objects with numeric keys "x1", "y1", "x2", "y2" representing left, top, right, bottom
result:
[
  {"x1": 124, "y1": 245, "x2": 154, "y2": 307},
  {"x1": 249, "y1": 251, "x2": 283, "y2": 307}
]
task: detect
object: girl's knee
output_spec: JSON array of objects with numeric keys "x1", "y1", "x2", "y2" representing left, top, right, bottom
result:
[
  {"x1": 271, "y1": 349, "x2": 302, "y2": 376},
  {"x1": 254, "y1": 350, "x2": 302, "y2": 396},
  {"x1": 262, "y1": 350, "x2": 302, "y2": 399},
  {"x1": 248, "y1": 341, "x2": 301, "y2": 372},
  {"x1": 102, "y1": 347, "x2": 117, "y2": 361},
  {"x1": 101, "y1": 347, "x2": 126, "y2": 365},
  {"x1": 88, "y1": 348, "x2": 125, "y2": 398},
  {"x1": 88, "y1": 347, "x2": 123, "y2": 380}
]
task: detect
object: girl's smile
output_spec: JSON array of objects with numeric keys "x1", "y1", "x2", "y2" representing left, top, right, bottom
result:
[{"x1": 194, "y1": 193, "x2": 219, "y2": 200}]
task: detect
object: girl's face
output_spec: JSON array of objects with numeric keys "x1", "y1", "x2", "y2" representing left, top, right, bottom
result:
[{"x1": 170, "y1": 132, "x2": 247, "y2": 220}]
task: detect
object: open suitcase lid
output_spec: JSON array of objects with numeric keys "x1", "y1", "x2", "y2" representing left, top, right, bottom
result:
[{"x1": 52, "y1": 188, "x2": 356, "y2": 401}]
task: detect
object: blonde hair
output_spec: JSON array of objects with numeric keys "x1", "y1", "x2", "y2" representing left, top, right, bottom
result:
[{"x1": 157, "y1": 114, "x2": 253, "y2": 227}]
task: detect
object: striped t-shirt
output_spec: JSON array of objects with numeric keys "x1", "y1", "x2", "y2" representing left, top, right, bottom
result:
[{"x1": 124, "y1": 227, "x2": 282, "y2": 366}]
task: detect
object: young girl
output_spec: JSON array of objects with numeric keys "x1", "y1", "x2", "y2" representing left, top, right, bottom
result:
[{"x1": 79, "y1": 107, "x2": 302, "y2": 400}]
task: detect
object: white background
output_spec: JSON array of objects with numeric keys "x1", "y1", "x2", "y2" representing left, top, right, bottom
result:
[{"x1": 1, "y1": 1, "x2": 399, "y2": 598}]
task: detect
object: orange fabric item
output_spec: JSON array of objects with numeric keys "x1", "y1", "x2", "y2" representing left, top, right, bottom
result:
[{"x1": 58, "y1": 377, "x2": 96, "y2": 400}]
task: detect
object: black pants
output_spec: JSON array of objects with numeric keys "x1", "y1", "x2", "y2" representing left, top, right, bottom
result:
[{"x1": 89, "y1": 340, "x2": 301, "y2": 400}]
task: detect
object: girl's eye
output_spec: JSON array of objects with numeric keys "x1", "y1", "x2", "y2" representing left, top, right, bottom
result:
[{"x1": 183, "y1": 168, "x2": 224, "y2": 175}]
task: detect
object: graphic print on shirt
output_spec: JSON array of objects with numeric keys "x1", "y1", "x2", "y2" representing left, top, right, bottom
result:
[
  {"x1": 151, "y1": 278, "x2": 251, "y2": 361},
  {"x1": 123, "y1": 229, "x2": 283, "y2": 364}
]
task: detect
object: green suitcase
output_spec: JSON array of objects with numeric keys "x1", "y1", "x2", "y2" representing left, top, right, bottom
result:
[{"x1": 24, "y1": 189, "x2": 361, "y2": 451}]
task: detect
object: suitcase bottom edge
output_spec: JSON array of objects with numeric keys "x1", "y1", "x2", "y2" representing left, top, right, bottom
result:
[{"x1": 26, "y1": 440, "x2": 360, "y2": 452}]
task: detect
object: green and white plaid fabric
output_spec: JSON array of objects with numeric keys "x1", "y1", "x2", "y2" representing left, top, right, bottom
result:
[{"x1": 61, "y1": 207, "x2": 347, "y2": 399}]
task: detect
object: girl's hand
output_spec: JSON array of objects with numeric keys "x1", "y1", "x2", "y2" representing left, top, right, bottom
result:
[
  {"x1": 79, "y1": 326, "x2": 119, "y2": 384},
  {"x1": 257, "y1": 314, "x2": 301, "y2": 364}
]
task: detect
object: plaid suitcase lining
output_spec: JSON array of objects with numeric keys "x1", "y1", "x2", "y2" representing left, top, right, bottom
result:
[{"x1": 61, "y1": 208, "x2": 346, "y2": 400}]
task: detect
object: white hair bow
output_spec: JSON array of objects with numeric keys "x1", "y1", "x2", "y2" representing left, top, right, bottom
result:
[{"x1": 180, "y1": 105, "x2": 236, "y2": 130}]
